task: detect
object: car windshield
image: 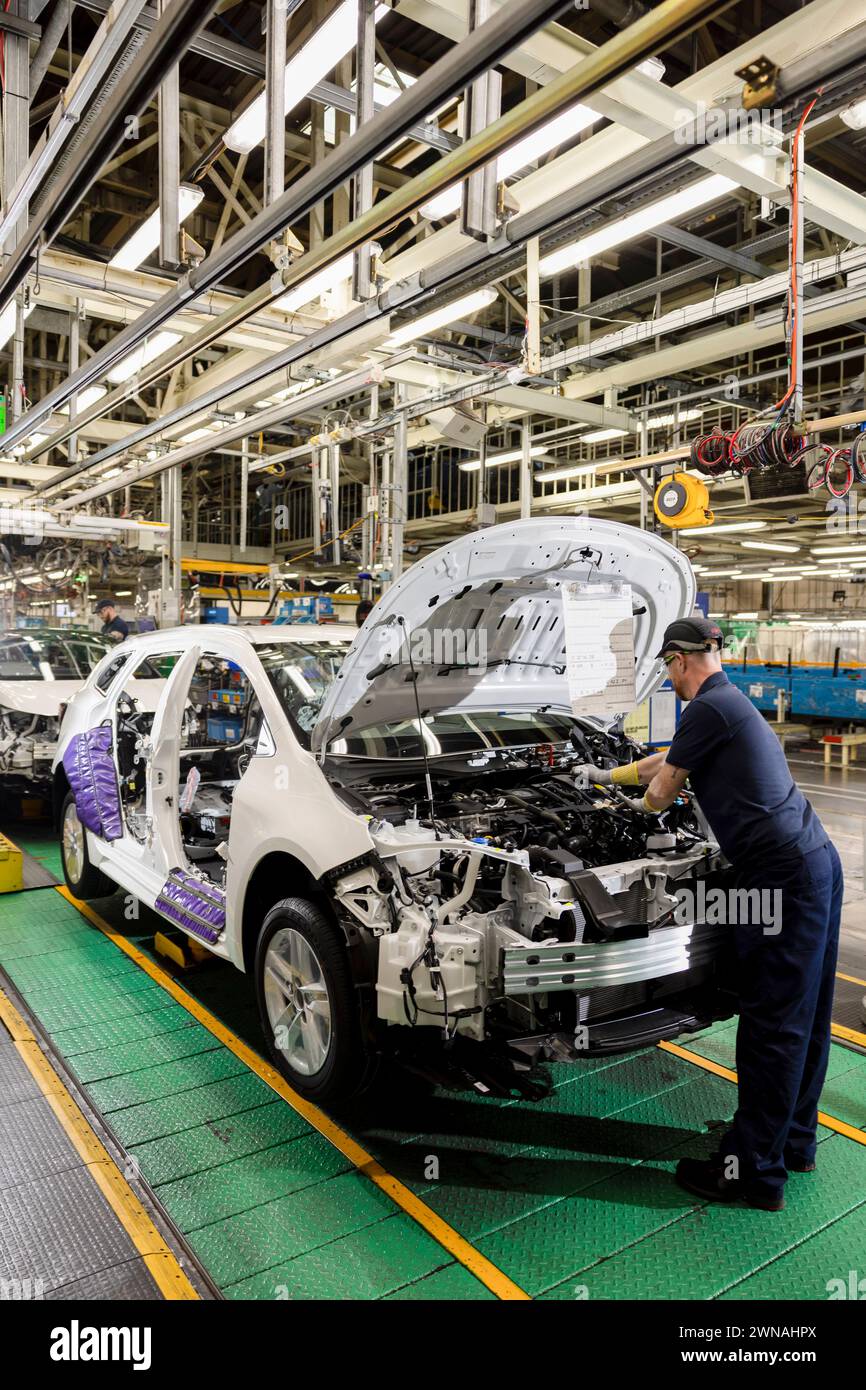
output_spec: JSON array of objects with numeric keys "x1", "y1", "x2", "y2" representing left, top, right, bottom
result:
[
  {"x1": 258, "y1": 639, "x2": 352, "y2": 744},
  {"x1": 0, "y1": 632, "x2": 110, "y2": 681},
  {"x1": 327, "y1": 709, "x2": 578, "y2": 759}
]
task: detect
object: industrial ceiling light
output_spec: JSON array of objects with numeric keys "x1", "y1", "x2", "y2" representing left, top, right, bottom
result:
[
  {"x1": 581, "y1": 427, "x2": 628, "y2": 443},
  {"x1": 224, "y1": 0, "x2": 389, "y2": 154},
  {"x1": 109, "y1": 185, "x2": 204, "y2": 272},
  {"x1": 421, "y1": 102, "x2": 598, "y2": 221},
  {"x1": 384, "y1": 286, "x2": 497, "y2": 348},
  {"x1": 815, "y1": 554, "x2": 866, "y2": 563},
  {"x1": 646, "y1": 408, "x2": 702, "y2": 428},
  {"x1": 739, "y1": 539, "x2": 801, "y2": 553},
  {"x1": 0, "y1": 296, "x2": 35, "y2": 351},
  {"x1": 681, "y1": 519, "x2": 767, "y2": 536},
  {"x1": 687, "y1": 567, "x2": 743, "y2": 577},
  {"x1": 534, "y1": 461, "x2": 598, "y2": 483},
  {"x1": 840, "y1": 98, "x2": 866, "y2": 130},
  {"x1": 539, "y1": 174, "x2": 737, "y2": 277},
  {"x1": 274, "y1": 252, "x2": 356, "y2": 314},
  {"x1": 106, "y1": 332, "x2": 183, "y2": 384},
  {"x1": 458, "y1": 445, "x2": 546, "y2": 472},
  {"x1": 57, "y1": 386, "x2": 108, "y2": 415},
  {"x1": 810, "y1": 544, "x2": 866, "y2": 555}
]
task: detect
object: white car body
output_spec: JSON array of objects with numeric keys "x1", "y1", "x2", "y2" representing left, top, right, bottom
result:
[
  {"x1": 53, "y1": 522, "x2": 734, "y2": 1101},
  {"x1": 0, "y1": 629, "x2": 112, "y2": 797}
]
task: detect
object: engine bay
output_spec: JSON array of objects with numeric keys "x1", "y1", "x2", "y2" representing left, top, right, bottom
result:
[{"x1": 325, "y1": 726, "x2": 730, "y2": 1051}]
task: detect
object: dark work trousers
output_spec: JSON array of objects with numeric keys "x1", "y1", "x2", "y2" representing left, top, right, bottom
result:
[{"x1": 717, "y1": 840, "x2": 843, "y2": 1201}]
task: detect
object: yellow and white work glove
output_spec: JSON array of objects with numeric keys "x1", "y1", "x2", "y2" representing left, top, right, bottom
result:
[{"x1": 575, "y1": 762, "x2": 641, "y2": 788}]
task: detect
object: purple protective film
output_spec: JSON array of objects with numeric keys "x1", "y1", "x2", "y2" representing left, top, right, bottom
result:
[
  {"x1": 62, "y1": 725, "x2": 123, "y2": 841},
  {"x1": 155, "y1": 868, "x2": 225, "y2": 944}
]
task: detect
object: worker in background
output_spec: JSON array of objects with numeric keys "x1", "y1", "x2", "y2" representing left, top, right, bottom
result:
[
  {"x1": 575, "y1": 615, "x2": 841, "y2": 1213},
  {"x1": 95, "y1": 597, "x2": 130, "y2": 643},
  {"x1": 355, "y1": 598, "x2": 374, "y2": 627}
]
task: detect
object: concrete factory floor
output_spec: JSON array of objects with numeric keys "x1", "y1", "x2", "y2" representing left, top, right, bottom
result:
[{"x1": 0, "y1": 745, "x2": 864, "y2": 1302}]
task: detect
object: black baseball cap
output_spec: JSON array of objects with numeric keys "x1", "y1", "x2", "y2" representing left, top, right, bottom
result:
[
  {"x1": 656, "y1": 615, "x2": 723, "y2": 658},
  {"x1": 94, "y1": 597, "x2": 116, "y2": 613}
]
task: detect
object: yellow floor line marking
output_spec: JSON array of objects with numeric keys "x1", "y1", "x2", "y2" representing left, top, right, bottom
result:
[
  {"x1": 837, "y1": 969, "x2": 866, "y2": 989},
  {"x1": 832, "y1": 1021, "x2": 866, "y2": 1049},
  {"x1": 0, "y1": 987, "x2": 199, "y2": 1300},
  {"x1": 659, "y1": 1040, "x2": 866, "y2": 1148},
  {"x1": 55, "y1": 886, "x2": 529, "y2": 1301}
]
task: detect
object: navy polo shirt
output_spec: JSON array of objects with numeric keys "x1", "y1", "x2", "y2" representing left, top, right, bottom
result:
[{"x1": 665, "y1": 670, "x2": 827, "y2": 872}]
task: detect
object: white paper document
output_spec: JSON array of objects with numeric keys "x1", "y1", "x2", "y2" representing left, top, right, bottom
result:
[{"x1": 561, "y1": 580, "x2": 636, "y2": 718}]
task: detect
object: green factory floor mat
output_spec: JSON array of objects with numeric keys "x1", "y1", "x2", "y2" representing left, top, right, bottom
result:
[
  {"x1": 0, "y1": 822, "x2": 62, "y2": 888},
  {"x1": 2, "y1": 883, "x2": 866, "y2": 1301}
]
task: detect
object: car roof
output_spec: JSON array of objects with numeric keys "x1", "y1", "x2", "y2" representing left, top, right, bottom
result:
[{"x1": 105, "y1": 622, "x2": 356, "y2": 661}]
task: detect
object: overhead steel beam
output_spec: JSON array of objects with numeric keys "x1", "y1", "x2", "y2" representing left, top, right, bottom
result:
[
  {"x1": 655, "y1": 223, "x2": 773, "y2": 279},
  {"x1": 0, "y1": 0, "x2": 223, "y2": 316},
  {"x1": 158, "y1": 0, "x2": 181, "y2": 267},
  {"x1": 8, "y1": 0, "x2": 723, "y2": 459},
  {"x1": 265, "y1": 0, "x2": 288, "y2": 207}
]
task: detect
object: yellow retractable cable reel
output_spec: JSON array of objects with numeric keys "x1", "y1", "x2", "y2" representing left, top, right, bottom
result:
[{"x1": 653, "y1": 472, "x2": 714, "y2": 530}]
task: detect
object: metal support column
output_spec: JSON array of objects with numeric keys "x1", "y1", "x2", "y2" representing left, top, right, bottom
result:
[
  {"x1": 791, "y1": 122, "x2": 805, "y2": 422},
  {"x1": 329, "y1": 442, "x2": 341, "y2": 565},
  {"x1": 68, "y1": 304, "x2": 83, "y2": 463},
  {"x1": 526, "y1": 236, "x2": 541, "y2": 375},
  {"x1": 161, "y1": 466, "x2": 182, "y2": 625},
  {"x1": 391, "y1": 410, "x2": 408, "y2": 584},
  {"x1": 460, "y1": 0, "x2": 501, "y2": 242},
  {"x1": 239, "y1": 437, "x2": 249, "y2": 553},
  {"x1": 352, "y1": 0, "x2": 376, "y2": 301},
  {"x1": 158, "y1": 0, "x2": 181, "y2": 267},
  {"x1": 265, "y1": 0, "x2": 287, "y2": 207},
  {"x1": 310, "y1": 449, "x2": 323, "y2": 554},
  {"x1": 519, "y1": 422, "x2": 532, "y2": 519}
]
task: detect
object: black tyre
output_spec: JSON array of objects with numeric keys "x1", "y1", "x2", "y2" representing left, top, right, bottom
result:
[
  {"x1": 254, "y1": 897, "x2": 368, "y2": 1102},
  {"x1": 60, "y1": 790, "x2": 114, "y2": 898}
]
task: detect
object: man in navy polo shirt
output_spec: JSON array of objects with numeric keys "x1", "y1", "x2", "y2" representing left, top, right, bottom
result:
[{"x1": 577, "y1": 615, "x2": 842, "y2": 1211}]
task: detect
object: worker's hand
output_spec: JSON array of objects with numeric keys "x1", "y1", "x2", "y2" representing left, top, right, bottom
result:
[{"x1": 573, "y1": 763, "x2": 613, "y2": 787}]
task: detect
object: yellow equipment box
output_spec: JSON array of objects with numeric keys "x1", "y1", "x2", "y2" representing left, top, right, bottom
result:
[{"x1": 0, "y1": 834, "x2": 24, "y2": 893}]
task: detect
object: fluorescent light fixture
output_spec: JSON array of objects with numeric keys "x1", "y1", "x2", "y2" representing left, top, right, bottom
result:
[
  {"x1": 815, "y1": 555, "x2": 866, "y2": 564},
  {"x1": 581, "y1": 427, "x2": 628, "y2": 443},
  {"x1": 681, "y1": 520, "x2": 767, "y2": 536},
  {"x1": 178, "y1": 427, "x2": 216, "y2": 444},
  {"x1": 840, "y1": 99, "x2": 866, "y2": 130},
  {"x1": 810, "y1": 544, "x2": 866, "y2": 555},
  {"x1": 384, "y1": 286, "x2": 497, "y2": 349},
  {"x1": 646, "y1": 408, "x2": 702, "y2": 429},
  {"x1": 540, "y1": 174, "x2": 737, "y2": 277},
  {"x1": 109, "y1": 185, "x2": 204, "y2": 272},
  {"x1": 739, "y1": 539, "x2": 801, "y2": 553},
  {"x1": 275, "y1": 252, "x2": 356, "y2": 314},
  {"x1": 11, "y1": 432, "x2": 48, "y2": 457},
  {"x1": 0, "y1": 297, "x2": 35, "y2": 351},
  {"x1": 692, "y1": 568, "x2": 743, "y2": 577},
  {"x1": 107, "y1": 332, "x2": 182, "y2": 384},
  {"x1": 225, "y1": 0, "x2": 389, "y2": 154},
  {"x1": 458, "y1": 445, "x2": 546, "y2": 473},
  {"x1": 534, "y1": 461, "x2": 598, "y2": 483},
  {"x1": 58, "y1": 385, "x2": 108, "y2": 415},
  {"x1": 422, "y1": 102, "x2": 598, "y2": 221},
  {"x1": 732, "y1": 611, "x2": 759, "y2": 619}
]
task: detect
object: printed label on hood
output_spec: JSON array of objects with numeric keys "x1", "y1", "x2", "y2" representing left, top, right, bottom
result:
[{"x1": 562, "y1": 581, "x2": 636, "y2": 718}]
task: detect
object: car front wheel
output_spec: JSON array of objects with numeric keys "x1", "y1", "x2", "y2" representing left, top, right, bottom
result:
[
  {"x1": 254, "y1": 897, "x2": 368, "y2": 1103},
  {"x1": 60, "y1": 791, "x2": 114, "y2": 898}
]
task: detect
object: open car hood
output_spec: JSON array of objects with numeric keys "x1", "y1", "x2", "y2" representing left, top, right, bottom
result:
[
  {"x1": 0, "y1": 679, "x2": 83, "y2": 718},
  {"x1": 312, "y1": 518, "x2": 695, "y2": 754}
]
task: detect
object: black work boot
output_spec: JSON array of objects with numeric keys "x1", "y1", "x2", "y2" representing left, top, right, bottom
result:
[
  {"x1": 675, "y1": 1157, "x2": 785, "y2": 1211},
  {"x1": 785, "y1": 1155, "x2": 817, "y2": 1173}
]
